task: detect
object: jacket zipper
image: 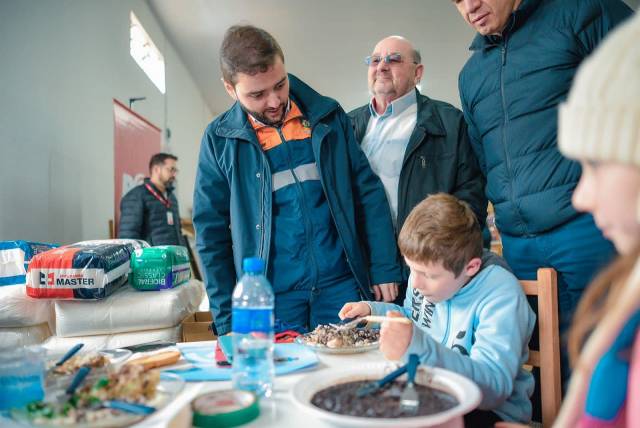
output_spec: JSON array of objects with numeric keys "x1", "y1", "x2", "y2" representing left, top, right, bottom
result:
[
  {"x1": 499, "y1": 40, "x2": 519, "y2": 229},
  {"x1": 498, "y1": 17, "x2": 528, "y2": 234},
  {"x1": 248, "y1": 139, "x2": 270, "y2": 267},
  {"x1": 500, "y1": 43, "x2": 511, "y2": 174},
  {"x1": 259, "y1": 158, "x2": 266, "y2": 260}
]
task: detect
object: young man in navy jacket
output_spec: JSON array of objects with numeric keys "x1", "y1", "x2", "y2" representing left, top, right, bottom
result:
[{"x1": 193, "y1": 25, "x2": 402, "y2": 335}]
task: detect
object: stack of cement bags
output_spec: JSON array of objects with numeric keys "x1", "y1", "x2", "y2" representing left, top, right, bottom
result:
[
  {"x1": 22, "y1": 240, "x2": 204, "y2": 353},
  {"x1": 44, "y1": 278, "x2": 204, "y2": 353},
  {"x1": 0, "y1": 241, "x2": 58, "y2": 349}
]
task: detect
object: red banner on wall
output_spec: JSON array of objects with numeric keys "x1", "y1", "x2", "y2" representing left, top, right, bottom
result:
[{"x1": 113, "y1": 99, "x2": 161, "y2": 236}]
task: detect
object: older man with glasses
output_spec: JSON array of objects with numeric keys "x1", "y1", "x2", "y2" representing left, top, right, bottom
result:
[{"x1": 349, "y1": 36, "x2": 487, "y2": 303}]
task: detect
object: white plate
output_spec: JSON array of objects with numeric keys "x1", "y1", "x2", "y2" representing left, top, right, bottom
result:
[
  {"x1": 291, "y1": 363, "x2": 481, "y2": 427},
  {"x1": 45, "y1": 349, "x2": 133, "y2": 389},
  {"x1": 11, "y1": 372, "x2": 184, "y2": 427},
  {"x1": 294, "y1": 331, "x2": 379, "y2": 354},
  {"x1": 294, "y1": 337, "x2": 379, "y2": 354}
]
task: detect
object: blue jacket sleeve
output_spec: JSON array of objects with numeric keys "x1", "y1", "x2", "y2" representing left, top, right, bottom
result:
[
  {"x1": 192, "y1": 127, "x2": 236, "y2": 335},
  {"x1": 458, "y1": 75, "x2": 487, "y2": 178},
  {"x1": 367, "y1": 282, "x2": 413, "y2": 318},
  {"x1": 453, "y1": 114, "x2": 487, "y2": 227},
  {"x1": 118, "y1": 191, "x2": 144, "y2": 239},
  {"x1": 405, "y1": 284, "x2": 534, "y2": 412},
  {"x1": 338, "y1": 109, "x2": 402, "y2": 286},
  {"x1": 573, "y1": 0, "x2": 633, "y2": 58}
]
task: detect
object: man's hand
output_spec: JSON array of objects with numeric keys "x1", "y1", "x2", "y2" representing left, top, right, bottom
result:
[
  {"x1": 372, "y1": 282, "x2": 399, "y2": 302},
  {"x1": 338, "y1": 302, "x2": 371, "y2": 319},
  {"x1": 379, "y1": 310, "x2": 412, "y2": 360}
]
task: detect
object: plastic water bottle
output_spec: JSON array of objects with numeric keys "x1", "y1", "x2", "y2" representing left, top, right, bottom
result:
[{"x1": 231, "y1": 257, "x2": 275, "y2": 398}]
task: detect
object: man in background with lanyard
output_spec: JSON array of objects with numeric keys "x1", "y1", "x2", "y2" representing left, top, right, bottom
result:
[{"x1": 119, "y1": 152, "x2": 185, "y2": 246}]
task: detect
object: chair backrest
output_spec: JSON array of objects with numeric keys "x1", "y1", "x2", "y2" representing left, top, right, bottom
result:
[
  {"x1": 520, "y1": 268, "x2": 561, "y2": 428},
  {"x1": 108, "y1": 219, "x2": 115, "y2": 239}
]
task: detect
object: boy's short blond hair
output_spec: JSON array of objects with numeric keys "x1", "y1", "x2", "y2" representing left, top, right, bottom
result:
[{"x1": 398, "y1": 193, "x2": 483, "y2": 276}]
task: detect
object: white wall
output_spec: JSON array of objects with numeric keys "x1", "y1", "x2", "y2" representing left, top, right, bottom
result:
[
  {"x1": 277, "y1": 0, "x2": 477, "y2": 112},
  {"x1": 0, "y1": 0, "x2": 212, "y2": 244},
  {"x1": 149, "y1": 0, "x2": 478, "y2": 116},
  {"x1": 152, "y1": 0, "x2": 638, "y2": 117},
  {"x1": 1, "y1": 0, "x2": 635, "y2": 245}
]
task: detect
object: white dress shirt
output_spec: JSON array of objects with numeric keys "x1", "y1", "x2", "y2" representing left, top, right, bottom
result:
[{"x1": 361, "y1": 90, "x2": 418, "y2": 228}]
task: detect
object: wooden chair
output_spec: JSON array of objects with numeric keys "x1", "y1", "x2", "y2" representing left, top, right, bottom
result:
[
  {"x1": 108, "y1": 219, "x2": 115, "y2": 239},
  {"x1": 520, "y1": 268, "x2": 561, "y2": 428}
]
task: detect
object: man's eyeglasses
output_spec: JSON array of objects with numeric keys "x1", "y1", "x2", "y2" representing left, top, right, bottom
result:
[
  {"x1": 165, "y1": 166, "x2": 179, "y2": 174},
  {"x1": 364, "y1": 53, "x2": 418, "y2": 67}
]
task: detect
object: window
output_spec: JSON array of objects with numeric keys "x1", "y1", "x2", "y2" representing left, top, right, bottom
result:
[{"x1": 129, "y1": 11, "x2": 165, "y2": 94}]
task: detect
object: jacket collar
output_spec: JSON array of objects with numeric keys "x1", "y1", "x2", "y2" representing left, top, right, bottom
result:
[
  {"x1": 414, "y1": 91, "x2": 446, "y2": 137},
  {"x1": 215, "y1": 73, "x2": 338, "y2": 139},
  {"x1": 356, "y1": 89, "x2": 445, "y2": 138},
  {"x1": 469, "y1": 0, "x2": 542, "y2": 51},
  {"x1": 368, "y1": 89, "x2": 417, "y2": 119},
  {"x1": 144, "y1": 177, "x2": 173, "y2": 195}
]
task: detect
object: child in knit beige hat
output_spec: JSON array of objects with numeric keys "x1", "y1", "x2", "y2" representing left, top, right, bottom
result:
[{"x1": 554, "y1": 11, "x2": 640, "y2": 428}]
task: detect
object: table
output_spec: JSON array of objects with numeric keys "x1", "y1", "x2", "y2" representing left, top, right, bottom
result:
[
  {"x1": 134, "y1": 340, "x2": 388, "y2": 428},
  {"x1": 1, "y1": 341, "x2": 468, "y2": 428}
]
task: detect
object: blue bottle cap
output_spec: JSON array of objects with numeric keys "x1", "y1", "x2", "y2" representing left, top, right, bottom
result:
[{"x1": 242, "y1": 257, "x2": 264, "y2": 274}]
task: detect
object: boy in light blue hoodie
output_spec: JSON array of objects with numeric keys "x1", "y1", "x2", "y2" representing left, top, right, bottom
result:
[{"x1": 340, "y1": 193, "x2": 535, "y2": 425}]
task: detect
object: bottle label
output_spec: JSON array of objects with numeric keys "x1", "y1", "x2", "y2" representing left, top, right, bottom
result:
[{"x1": 232, "y1": 308, "x2": 273, "y2": 334}]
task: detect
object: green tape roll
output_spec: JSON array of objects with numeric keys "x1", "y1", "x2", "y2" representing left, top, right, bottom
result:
[{"x1": 192, "y1": 390, "x2": 260, "y2": 427}]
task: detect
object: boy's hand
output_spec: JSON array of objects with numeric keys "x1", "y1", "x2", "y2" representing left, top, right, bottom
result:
[
  {"x1": 380, "y1": 310, "x2": 412, "y2": 360},
  {"x1": 338, "y1": 302, "x2": 371, "y2": 319}
]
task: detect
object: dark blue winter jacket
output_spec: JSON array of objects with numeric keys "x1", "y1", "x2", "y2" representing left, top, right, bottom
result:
[
  {"x1": 193, "y1": 74, "x2": 402, "y2": 334},
  {"x1": 458, "y1": 0, "x2": 632, "y2": 236},
  {"x1": 118, "y1": 178, "x2": 183, "y2": 246}
]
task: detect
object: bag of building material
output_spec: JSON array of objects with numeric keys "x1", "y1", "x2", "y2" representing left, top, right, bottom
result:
[
  {"x1": 54, "y1": 279, "x2": 204, "y2": 337},
  {"x1": 42, "y1": 325, "x2": 182, "y2": 354},
  {"x1": 0, "y1": 241, "x2": 58, "y2": 327},
  {"x1": 0, "y1": 285, "x2": 53, "y2": 327},
  {"x1": 0, "y1": 323, "x2": 52, "y2": 350},
  {"x1": 26, "y1": 241, "x2": 134, "y2": 300},
  {"x1": 129, "y1": 245, "x2": 191, "y2": 291},
  {"x1": 75, "y1": 239, "x2": 149, "y2": 251},
  {"x1": 0, "y1": 240, "x2": 58, "y2": 286}
]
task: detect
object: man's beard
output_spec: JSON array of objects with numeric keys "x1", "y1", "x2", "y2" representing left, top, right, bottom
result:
[
  {"x1": 164, "y1": 178, "x2": 176, "y2": 192},
  {"x1": 238, "y1": 101, "x2": 286, "y2": 127}
]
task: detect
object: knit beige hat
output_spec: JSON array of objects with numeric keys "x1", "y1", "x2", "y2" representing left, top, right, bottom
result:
[{"x1": 559, "y1": 12, "x2": 640, "y2": 165}]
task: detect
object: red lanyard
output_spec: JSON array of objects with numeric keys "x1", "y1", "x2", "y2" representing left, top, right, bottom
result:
[{"x1": 145, "y1": 183, "x2": 172, "y2": 209}]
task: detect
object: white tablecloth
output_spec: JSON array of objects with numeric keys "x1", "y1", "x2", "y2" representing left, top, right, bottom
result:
[
  {"x1": 134, "y1": 340, "x2": 387, "y2": 428},
  {"x1": 0, "y1": 341, "x2": 466, "y2": 428}
]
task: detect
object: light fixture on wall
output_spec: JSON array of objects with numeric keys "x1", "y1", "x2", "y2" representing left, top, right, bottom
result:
[{"x1": 128, "y1": 96, "x2": 146, "y2": 109}]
